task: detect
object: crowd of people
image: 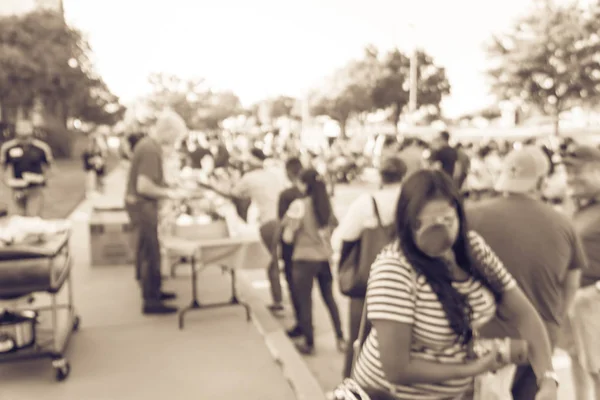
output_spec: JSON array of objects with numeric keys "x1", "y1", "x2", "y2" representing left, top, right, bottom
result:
[{"x1": 117, "y1": 109, "x2": 600, "y2": 400}]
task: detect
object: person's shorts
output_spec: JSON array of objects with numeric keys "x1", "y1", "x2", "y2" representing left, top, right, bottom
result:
[{"x1": 558, "y1": 284, "x2": 600, "y2": 374}]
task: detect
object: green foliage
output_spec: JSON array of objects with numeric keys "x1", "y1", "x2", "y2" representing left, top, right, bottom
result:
[
  {"x1": 0, "y1": 10, "x2": 126, "y2": 132},
  {"x1": 486, "y1": 0, "x2": 600, "y2": 133},
  {"x1": 145, "y1": 73, "x2": 242, "y2": 130},
  {"x1": 252, "y1": 95, "x2": 299, "y2": 124},
  {"x1": 309, "y1": 45, "x2": 450, "y2": 134}
]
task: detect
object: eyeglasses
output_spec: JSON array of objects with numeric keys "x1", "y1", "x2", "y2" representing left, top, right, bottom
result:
[{"x1": 414, "y1": 211, "x2": 457, "y2": 231}]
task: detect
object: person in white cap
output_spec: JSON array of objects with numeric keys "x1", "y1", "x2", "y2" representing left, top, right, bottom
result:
[{"x1": 468, "y1": 145, "x2": 586, "y2": 399}]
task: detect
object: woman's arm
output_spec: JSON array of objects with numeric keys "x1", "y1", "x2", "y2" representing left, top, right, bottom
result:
[
  {"x1": 374, "y1": 319, "x2": 499, "y2": 385},
  {"x1": 496, "y1": 287, "x2": 555, "y2": 381},
  {"x1": 282, "y1": 199, "x2": 304, "y2": 244},
  {"x1": 366, "y1": 255, "x2": 502, "y2": 385}
]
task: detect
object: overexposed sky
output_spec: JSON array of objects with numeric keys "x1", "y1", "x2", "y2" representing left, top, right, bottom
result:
[{"x1": 63, "y1": 0, "x2": 536, "y2": 117}]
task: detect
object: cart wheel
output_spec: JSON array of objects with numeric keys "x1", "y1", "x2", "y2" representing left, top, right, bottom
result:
[
  {"x1": 55, "y1": 362, "x2": 71, "y2": 382},
  {"x1": 72, "y1": 316, "x2": 81, "y2": 332}
]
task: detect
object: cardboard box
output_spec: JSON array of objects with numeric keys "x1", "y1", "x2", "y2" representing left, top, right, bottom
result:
[{"x1": 89, "y1": 209, "x2": 134, "y2": 266}]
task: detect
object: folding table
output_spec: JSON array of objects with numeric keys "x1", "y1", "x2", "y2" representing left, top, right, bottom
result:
[{"x1": 162, "y1": 235, "x2": 257, "y2": 329}]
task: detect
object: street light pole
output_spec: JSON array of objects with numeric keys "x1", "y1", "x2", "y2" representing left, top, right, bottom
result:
[{"x1": 409, "y1": 48, "x2": 419, "y2": 113}]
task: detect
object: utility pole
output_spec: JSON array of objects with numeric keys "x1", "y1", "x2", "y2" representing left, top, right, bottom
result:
[{"x1": 409, "y1": 48, "x2": 419, "y2": 113}]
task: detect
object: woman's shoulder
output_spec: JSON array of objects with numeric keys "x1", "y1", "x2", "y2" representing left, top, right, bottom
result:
[{"x1": 371, "y1": 242, "x2": 416, "y2": 278}]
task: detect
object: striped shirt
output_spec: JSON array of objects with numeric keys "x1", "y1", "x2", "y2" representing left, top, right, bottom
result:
[{"x1": 353, "y1": 231, "x2": 516, "y2": 400}]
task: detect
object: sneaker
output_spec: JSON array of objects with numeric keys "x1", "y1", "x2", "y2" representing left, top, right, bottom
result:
[
  {"x1": 160, "y1": 291, "x2": 177, "y2": 301},
  {"x1": 295, "y1": 342, "x2": 315, "y2": 355},
  {"x1": 286, "y1": 326, "x2": 303, "y2": 338},
  {"x1": 267, "y1": 303, "x2": 284, "y2": 312},
  {"x1": 143, "y1": 303, "x2": 178, "y2": 315}
]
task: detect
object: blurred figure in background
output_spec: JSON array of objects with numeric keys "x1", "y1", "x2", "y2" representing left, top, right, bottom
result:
[
  {"x1": 562, "y1": 145, "x2": 600, "y2": 400},
  {"x1": 282, "y1": 168, "x2": 345, "y2": 355},
  {"x1": 82, "y1": 133, "x2": 107, "y2": 194},
  {"x1": 333, "y1": 156, "x2": 406, "y2": 378},
  {"x1": 230, "y1": 148, "x2": 288, "y2": 313},
  {"x1": 0, "y1": 119, "x2": 53, "y2": 217},
  {"x1": 469, "y1": 146, "x2": 585, "y2": 399},
  {"x1": 277, "y1": 157, "x2": 305, "y2": 339}
]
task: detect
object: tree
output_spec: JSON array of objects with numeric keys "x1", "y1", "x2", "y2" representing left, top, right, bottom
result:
[
  {"x1": 146, "y1": 73, "x2": 241, "y2": 130},
  {"x1": 254, "y1": 95, "x2": 299, "y2": 125},
  {"x1": 486, "y1": 0, "x2": 600, "y2": 135},
  {"x1": 309, "y1": 46, "x2": 381, "y2": 137},
  {"x1": 371, "y1": 49, "x2": 451, "y2": 130},
  {"x1": 0, "y1": 11, "x2": 125, "y2": 128}
]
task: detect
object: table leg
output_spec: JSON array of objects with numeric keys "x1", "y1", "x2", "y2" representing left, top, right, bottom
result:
[
  {"x1": 228, "y1": 269, "x2": 251, "y2": 322},
  {"x1": 178, "y1": 256, "x2": 200, "y2": 330}
]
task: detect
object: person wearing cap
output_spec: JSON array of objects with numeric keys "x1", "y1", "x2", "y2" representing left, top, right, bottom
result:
[
  {"x1": 332, "y1": 155, "x2": 407, "y2": 378},
  {"x1": 561, "y1": 145, "x2": 600, "y2": 400},
  {"x1": 229, "y1": 147, "x2": 288, "y2": 313},
  {"x1": 124, "y1": 109, "x2": 191, "y2": 315},
  {"x1": 467, "y1": 145, "x2": 586, "y2": 399}
]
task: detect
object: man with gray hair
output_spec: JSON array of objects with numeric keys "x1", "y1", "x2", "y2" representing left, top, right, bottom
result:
[{"x1": 125, "y1": 110, "x2": 190, "y2": 315}]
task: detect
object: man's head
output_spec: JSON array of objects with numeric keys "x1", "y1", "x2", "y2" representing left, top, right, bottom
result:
[
  {"x1": 495, "y1": 146, "x2": 550, "y2": 195},
  {"x1": 247, "y1": 148, "x2": 268, "y2": 168},
  {"x1": 151, "y1": 109, "x2": 188, "y2": 147},
  {"x1": 562, "y1": 145, "x2": 600, "y2": 199},
  {"x1": 379, "y1": 156, "x2": 407, "y2": 185},
  {"x1": 432, "y1": 130, "x2": 451, "y2": 149},
  {"x1": 285, "y1": 157, "x2": 303, "y2": 183},
  {"x1": 15, "y1": 120, "x2": 34, "y2": 142}
]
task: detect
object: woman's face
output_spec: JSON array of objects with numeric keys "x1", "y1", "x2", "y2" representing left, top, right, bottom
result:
[{"x1": 413, "y1": 198, "x2": 460, "y2": 257}]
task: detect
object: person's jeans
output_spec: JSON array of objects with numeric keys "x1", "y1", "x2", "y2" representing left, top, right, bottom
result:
[
  {"x1": 259, "y1": 220, "x2": 283, "y2": 305},
  {"x1": 125, "y1": 202, "x2": 162, "y2": 305},
  {"x1": 292, "y1": 260, "x2": 343, "y2": 346},
  {"x1": 343, "y1": 296, "x2": 365, "y2": 378},
  {"x1": 282, "y1": 240, "x2": 301, "y2": 323},
  {"x1": 11, "y1": 186, "x2": 44, "y2": 217}
]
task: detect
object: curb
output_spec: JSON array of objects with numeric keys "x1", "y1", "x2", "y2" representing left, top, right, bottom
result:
[{"x1": 237, "y1": 274, "x2": 328, "y2": 400}]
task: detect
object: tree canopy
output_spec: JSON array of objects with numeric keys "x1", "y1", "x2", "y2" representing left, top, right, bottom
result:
[
  {"x1": 308, "y1": 46, "x2": 450, "y2": 135},
  {"x1": 486, "y1": 0, "x2": 600, "y2": 134},
  {"x1": 143, "y1": 72, "x2": 242, "y2": 131},
  {"x1": 0, "y1": 10, "x2": 125, "y2": 128}
]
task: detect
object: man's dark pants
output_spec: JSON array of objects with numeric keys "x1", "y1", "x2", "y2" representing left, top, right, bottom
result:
[
  {"x1": 259, "y1": 220, "x2": 283, "y2": 305},
  {"x1": 125, "y1": 202, "x2": 162, "y2": 305},
  {"x1": 510, "y1": 322, "x2": 560, "y2": 399},
  {"x1": 281, "y1": 241, "x2": 301, "y2": 322}
]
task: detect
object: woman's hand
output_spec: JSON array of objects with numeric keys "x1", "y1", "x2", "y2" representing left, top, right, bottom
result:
[
  {"x1": 470, "y1": 346, "x2": 508, "y2": 375},
  {"x1": 535, "y1": 378, "x2": 558, "y2": 400}
]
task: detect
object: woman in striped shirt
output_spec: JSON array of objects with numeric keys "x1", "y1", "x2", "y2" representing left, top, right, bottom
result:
[{"x1": 352, "y1": 169, "x2": 557, "y2": 400}]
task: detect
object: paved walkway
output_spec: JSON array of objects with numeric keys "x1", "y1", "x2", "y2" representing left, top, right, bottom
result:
[
  {"x1": 239, "y1": 181, "x2": 578, "y2": 400},
  {"x1": 0, "y1": 164, "x2": 295, "y2": 400}
]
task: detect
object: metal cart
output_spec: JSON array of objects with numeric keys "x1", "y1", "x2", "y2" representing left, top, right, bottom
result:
[{"x1": 0, "y1": 230, "x2": 80, "y2": 381}]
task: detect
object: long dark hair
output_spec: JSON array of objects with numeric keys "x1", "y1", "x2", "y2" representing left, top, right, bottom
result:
[
  {"x1": 395, "y1": 169, "x2": 504, "y2": 345},
  {"x1": 300, "y1": 168, "x2": 332, "y2": 228}
]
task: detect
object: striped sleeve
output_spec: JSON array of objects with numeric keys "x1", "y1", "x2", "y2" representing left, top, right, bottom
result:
[
  {"x1": 468, "y1": 230, "x2": 517, "y2": 292},
  {"x1": 366, "y1": 248, "x2": 417, "y2": 325}
]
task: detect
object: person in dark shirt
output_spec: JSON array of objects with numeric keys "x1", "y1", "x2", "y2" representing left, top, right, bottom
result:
[
  {"x1": 277, "y1": 157, "x2": 305, "y2": 337},
  {"x1": 124, "y1": 111, "x2": 189, "y2": 315},
  {"x1": 0, "y1": 120, "x2": 53, "y2": 216}
]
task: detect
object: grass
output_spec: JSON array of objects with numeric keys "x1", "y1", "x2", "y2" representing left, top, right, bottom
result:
[{"x1": 0, "y1": 156, "x2": 118, "y2": 219}]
